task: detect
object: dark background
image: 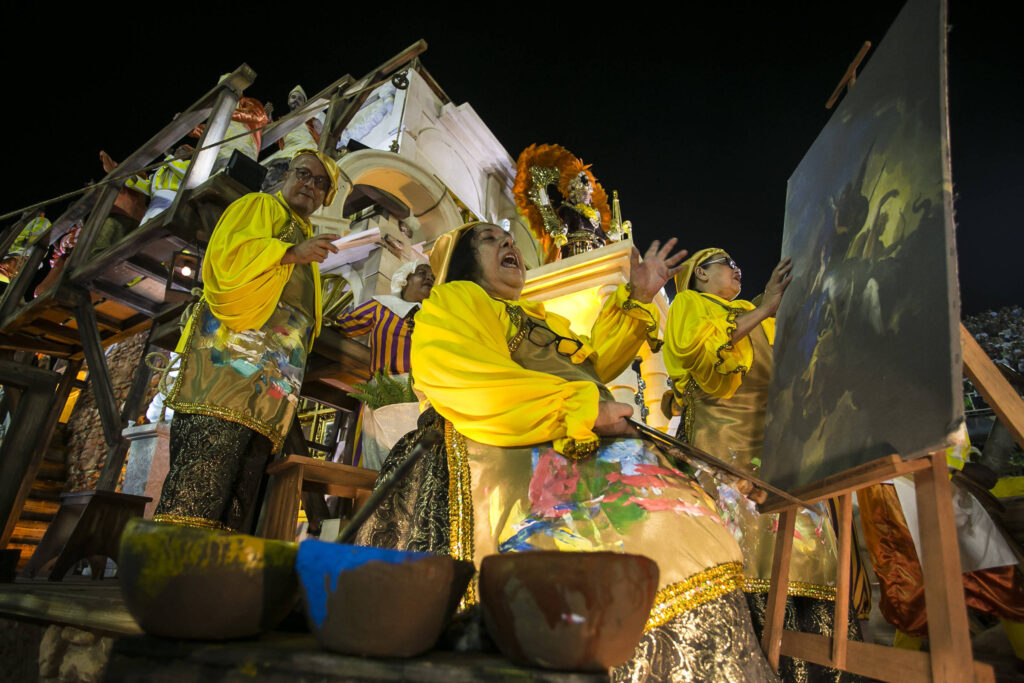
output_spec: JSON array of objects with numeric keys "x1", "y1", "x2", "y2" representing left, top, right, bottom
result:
[{"x1": 2, "y1": 2, "x2": 1019, "y2": 314}]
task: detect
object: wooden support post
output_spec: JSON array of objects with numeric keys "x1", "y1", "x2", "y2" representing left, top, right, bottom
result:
[
  {"x1": 831, "y1": 493, "x2": 853, "y2": 669},
  {"x1": 65, "y1": 183, "x2": 121, "y2": 274},
  {"x1": 185, "y1": 87, "x2": 243, "y2": 191},
  {"x1": 914, "y1": 453, "x2": 974, "y2": 682},
  {"x1": 961, "y1": 323, "x2": 1024, "y2": 449},
  {"x1": 761, "y1": 507, "x2": 797, "y2": 671},
  {"x1": 96, "y1": 326, "x2": 157, "y2": 492},
  {"x1": 74, "y1": 290, "x2": 123, "y2": 449}
]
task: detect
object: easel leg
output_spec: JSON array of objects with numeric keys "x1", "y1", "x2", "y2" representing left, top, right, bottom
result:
[
  {"x1": 762, "y1": 507, "x2": 797, "y2": 671},
  {"x1": 914, "y1": 453, "x2": 973, "y2": 682},
  {"x1": 832, "y1": 494, "x2": 853, "y2": 669}
]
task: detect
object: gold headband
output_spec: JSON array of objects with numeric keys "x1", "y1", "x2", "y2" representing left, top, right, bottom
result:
[
  {"x1": 674, "y1": 247, "x2": 729, "y2": 292},
  {"x1": 292, "y1": 148, "x2": 340, "y2": 207},
  {"x1": 429, "y1": 222, "x2": 487, "y2": 286}
]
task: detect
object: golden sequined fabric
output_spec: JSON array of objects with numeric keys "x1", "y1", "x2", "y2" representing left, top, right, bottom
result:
[
  {"x1": 614, "y1": 589, "x2": 780, "y2": 683},
  {"x1": 745, "y1": 592, "x2": 866, "y2": 683},
  {"x1": 154, "y1": 412, "x2": 272, "y2": 532},
  {"x1": 353, "y1": 408, "x2": 450, "y2": 554}
]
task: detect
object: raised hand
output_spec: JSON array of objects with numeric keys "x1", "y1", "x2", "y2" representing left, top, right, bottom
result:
[
  {"x1": 759, "y1": 257, "x2": 793, "y2": 316},
  {"x1": 628, "y1": 238, "x2": 689, "y2": 303}
]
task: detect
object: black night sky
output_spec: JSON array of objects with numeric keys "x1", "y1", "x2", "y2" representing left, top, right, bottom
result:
[{"x1": 3, "y1": 2, "x2": 1020, "y2": 315}]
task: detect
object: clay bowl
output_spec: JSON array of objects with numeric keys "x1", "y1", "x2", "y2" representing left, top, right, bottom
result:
[
  {"x1": 118, "y1": 518, "x2": 299, "y2": 639},
  {"x1": 479, "y1": 551, "x2": 659, "y2": 671},
  {"x1": 296, "y1": 539, "x2": 474, "y2": 657}
]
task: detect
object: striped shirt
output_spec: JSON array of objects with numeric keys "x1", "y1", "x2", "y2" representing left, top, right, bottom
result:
[{"x1": 335, "y1": 299, "x2": 417, "y2": 375}]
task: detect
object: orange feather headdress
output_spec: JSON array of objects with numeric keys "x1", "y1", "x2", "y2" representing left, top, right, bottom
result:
[{"x1": 512, "y1": 144, "x2": 611, "y2": 263}]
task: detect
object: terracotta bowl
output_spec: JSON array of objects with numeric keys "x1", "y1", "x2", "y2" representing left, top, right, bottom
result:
[
  {"x1": 118, "y1": 518, "x2": 299, "y2": 639},
  {"x1": 479, "y1": 551, "x2": 659, "y2": 671},
  {"x1": 296, "y1": 540, "x2": 474, "y2": 657}
]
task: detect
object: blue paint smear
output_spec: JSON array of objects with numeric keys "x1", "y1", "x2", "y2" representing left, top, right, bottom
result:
[
  {"x1": 230, "y1": 358, "x2": 260, "y2": 378},
  {"x1": 296, "y1": 540, "x2": 434, "y2": 628},
  {"x1": 201, "y1": 311, "x2": 220, "y2": 335}
]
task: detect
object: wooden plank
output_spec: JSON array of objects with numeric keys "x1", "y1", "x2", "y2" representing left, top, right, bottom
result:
[
  {"x1": 760, "y1": 455, "x2": 931, "y2": 513},
  {"x1": 266, "y1": 456, "x2": 378, "y2": 489},
  {"x1": 761, "y1": 507, "x2": 796, "y2": 670},
  {"x1": 962, "y1": 323, "x2": 1024, "y2": 450},
  {"x1": 23, "y1": 318, "x2": 81, "y2": 345},
  {"x1": 0, "y1": 582, "x2": 141, "y2": 634},
  {"x1": 914, "y1": 453, "x2": 975, "y2": 681},
  {"x1": 832, "y1": 494, "x2": 852, "y2": 668},
  {"x1": 780, "y1": 632, "x2": 994, "y2": 683},
  {"x1": 0, "y1": 332, "x2": 75, "y2": 357}
]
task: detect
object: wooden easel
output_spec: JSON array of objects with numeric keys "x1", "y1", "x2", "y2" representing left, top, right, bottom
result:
[{"x1": 758, "y1": 324, "x2": 1024, "y2": 682}]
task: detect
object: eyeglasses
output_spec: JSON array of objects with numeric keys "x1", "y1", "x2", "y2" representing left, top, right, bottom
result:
[
  {"x1": 290, "y1": 167, "x2": 332, "y2": 191},
  {"x1": 523, "y1": 317, "x2": 584, "y2": 357},
  {"x1": 700, "y1": 256, "x2": 739, "y2": 271}
]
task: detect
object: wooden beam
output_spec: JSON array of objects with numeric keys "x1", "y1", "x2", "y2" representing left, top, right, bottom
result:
[
  {"x1": 23, "y1": 318, "x2": 81, "y2": 346},
  {"x1": 74, "y1": 291, "x2": 124, "y2": 449},
  {"x1": 962, "y1": 323, "x2": 1024, "y2": 450},
  {"x1": 0, "y1": 332, "x2": 75, "y2": 357},
  {"x1": 96, "y1": 327, "x2": 157, "y2": 491},
  {"x1": 760, "y1": 454, "x2": 930, "y2": 513},
  {"x1": 88, "y1": 279, "x2": 162, "y2": 318},
  {"x1": 825, "y1": 41, "x2": 872, "y2": 109}
]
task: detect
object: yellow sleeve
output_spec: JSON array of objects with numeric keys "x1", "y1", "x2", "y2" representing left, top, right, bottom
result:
[
  {"x1": 411, "y1": 281, "x2": 600, "y2": 449},
  {"x1": 663, "y1": 290, "x2": 755, "y2": 399},
  {"x1": 579, "y1": 283, "x2": 660, "y2": 383},
  {"x1": 201, "y1": 193, "x2": 294, "y2": 332}
]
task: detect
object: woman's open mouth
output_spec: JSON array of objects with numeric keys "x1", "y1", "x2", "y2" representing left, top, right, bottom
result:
[{"x1": 501, "y1": 253, "x2": 520, "y2": 269}]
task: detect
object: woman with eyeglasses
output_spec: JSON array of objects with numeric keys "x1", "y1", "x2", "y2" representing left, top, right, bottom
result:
[
  {"x1": 664, "y1": 249, "x2": 865, "y2": 682},
  {"x1": 357, "y1": 223, "x2": 780, "y2": 681}
]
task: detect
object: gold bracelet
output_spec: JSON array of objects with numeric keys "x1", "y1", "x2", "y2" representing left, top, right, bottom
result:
[{"x1": 562, "y1": 437, "x2": 599, "y2": 460}]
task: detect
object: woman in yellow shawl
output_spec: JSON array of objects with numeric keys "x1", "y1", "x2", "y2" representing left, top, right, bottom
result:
[
  {"x1": 358, "y1": 224, "x2": 780, "y2": 682},
  {"x1": 664, "y1": 248, "x2": 863, "y2": 682},
  {"x1": 155, "y1": 150, "x2": 339, "y2": 532}
]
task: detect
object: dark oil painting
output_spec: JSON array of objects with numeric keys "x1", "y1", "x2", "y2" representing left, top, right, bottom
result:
[{"x1": 762, "y1": 0, "x2": 962, "y2": 491}]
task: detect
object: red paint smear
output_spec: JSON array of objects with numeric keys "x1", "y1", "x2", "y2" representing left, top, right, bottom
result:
[
  {"x1": 529, "y1": 452, "x2": 579, "y2": 517},
  {"x1": 267, "y1": 382, "x2": 285, "y2": 399}
]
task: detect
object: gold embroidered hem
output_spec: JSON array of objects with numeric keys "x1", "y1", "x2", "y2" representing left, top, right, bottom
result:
[
  {"x1": 164, "y1": 399, "x2": 286, "y2": 452},
  {"x1": 743, "y1": 578, "x2": 837, "y2": 602},
  {"x1": 646, "y1": 562, "x2": 744, "y2": 630},
  {"x1": 152, "y1": 513, "x2": 227, "y2": 531},
  {"x1": 445, "y1": 421, "x2": 476, "y2": 608}
]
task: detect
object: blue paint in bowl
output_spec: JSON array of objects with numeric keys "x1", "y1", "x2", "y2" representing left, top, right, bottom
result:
[{"x1": 296, "y1": 540, "x2": 433, "y2": 628}]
